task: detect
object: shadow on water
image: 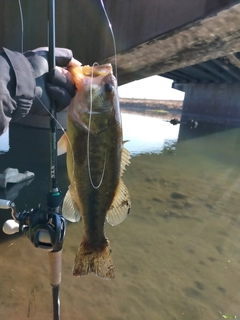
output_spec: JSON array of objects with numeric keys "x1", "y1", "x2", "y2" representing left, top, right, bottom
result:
[
  {"x1": 179, "y1": 119, "x2": 240, "y2": 141},
  {"x1": 1, "y1": 116, "x2": 240, "y2": 319}
]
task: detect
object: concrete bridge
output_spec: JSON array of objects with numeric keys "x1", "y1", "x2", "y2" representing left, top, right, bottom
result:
[{"x1": 1, "y1": 0, "x2": 240, "y2": 123}]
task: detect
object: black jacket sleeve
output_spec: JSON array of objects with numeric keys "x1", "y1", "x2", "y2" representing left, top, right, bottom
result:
[{"x1": 0, "y1": 48, "x2": 35, "y2": 135}]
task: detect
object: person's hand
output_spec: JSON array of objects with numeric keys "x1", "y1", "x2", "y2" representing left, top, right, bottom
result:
[{"x1": 24, "y1": 47, "x2": 81, "y2": 116}]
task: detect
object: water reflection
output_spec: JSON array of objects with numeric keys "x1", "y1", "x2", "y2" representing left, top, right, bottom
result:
[
  {"x1": 122, "y1": 112, "x2": 179, "y2": 155},
  {"x1": 1, "y1": 114, "x2": 240, "y2": 319}
]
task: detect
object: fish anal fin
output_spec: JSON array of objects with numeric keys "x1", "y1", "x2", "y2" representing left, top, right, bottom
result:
[
  {"x1": 57, "y1": 133, "x2": 68, "y2": 156},
  {"x1": 62, "y1": 189, "x2": 81, "y2": 223},
  {"x1": 120, "y1": 146, "x2": 131, "y2": 177},
  {"x1": 106, "y1": 179, "x2": 131, "y2": 226},
  {"x1": 73, "y1": 240, "x2": 115, "y2": 279}
]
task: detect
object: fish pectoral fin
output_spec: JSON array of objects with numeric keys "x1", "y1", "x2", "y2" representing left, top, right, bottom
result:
[
  {"x1": 57, "y1": 133, "x2": 68, "y2": 156},
  {"x1": 106, "y1": 179, "x2": 131, "y2": 226},
  {"x1": 120, "y1": 146, "x2": 131, "y2": 177},
  {"x1": 62, "y1": 189, "x2": 81, "y2": 222}
]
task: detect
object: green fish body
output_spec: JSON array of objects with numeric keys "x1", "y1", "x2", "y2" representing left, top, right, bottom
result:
[{"x1": 58, "y1": 64, "x2": 131, "y2": 278}]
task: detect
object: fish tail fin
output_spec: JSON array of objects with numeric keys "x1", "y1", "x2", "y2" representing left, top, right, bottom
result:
[{"x1": 73, "y1": 240, "x2": 115, "y2": 279}]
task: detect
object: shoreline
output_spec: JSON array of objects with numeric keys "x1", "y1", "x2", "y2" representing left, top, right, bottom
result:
[
  {"x1": 16, "y1": 98, "x2": 183, "y2": 130},
  {"x1": 120, "y1": 98, "x2": 183, "y2": 118}
]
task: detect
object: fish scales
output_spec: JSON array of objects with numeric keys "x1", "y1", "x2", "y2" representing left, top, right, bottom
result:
[
  {"x1": 67, "y1": 104, "x2": 122, "y2": 244},
  {"x1": 58, "y1": 64, "x2": 131, "y2": 278}
]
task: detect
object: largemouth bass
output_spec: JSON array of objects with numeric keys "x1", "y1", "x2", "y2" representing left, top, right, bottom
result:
[{"x1": 58, "y1": 64, "x2": 131, "y2": 278}]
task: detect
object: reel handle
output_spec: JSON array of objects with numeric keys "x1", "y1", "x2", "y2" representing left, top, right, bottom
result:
[
  {"x1": 2, "y1": 219, "x2": 51, "y2": 244},
  {"x1": 0, "y1": 199, "x2": 13, "y2": 209}
]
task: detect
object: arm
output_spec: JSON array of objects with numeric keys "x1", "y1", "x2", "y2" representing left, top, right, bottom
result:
[
  {"x1": 0, "y1": 49, "x2": 35, "y2": 135},
  {"x1": 0, "y1": 47, "x2": 81, "y2": 135}
]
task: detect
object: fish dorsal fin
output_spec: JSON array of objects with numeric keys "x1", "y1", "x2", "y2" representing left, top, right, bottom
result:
[
  {"x1": 120, "y1": 146, "x2": 131, "y2": 177},
  {"x1": 62, "y1": 189, "x2": 81, "y2": 222},
  {"x1": 57, "y1": 133, "x2": 68, "y2": 156},
  {"x1": 106, "y1": 179, "x2": 131, "y2": 226}
]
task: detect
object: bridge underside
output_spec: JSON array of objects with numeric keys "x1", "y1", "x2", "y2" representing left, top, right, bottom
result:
[
  {"x1": 1, "y1": 0, "x2": 240, "y2": 85},
  {"x1": 103, "y1": 2, "x2": 240, "y2": 85},
  {"x1": 162, "y1": 54, "x2": 240, "y2": 84},
  {"x1": 1, "y1": 0, "x2": 240, "y2": 125},
  {"x1": 103, "y1": 1, "x2": 240, "y2": 125}
]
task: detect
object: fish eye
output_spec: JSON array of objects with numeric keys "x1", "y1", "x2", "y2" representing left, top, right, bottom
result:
[{"x1": 104, "y1": 83, "x2": 113, "y2": 93}]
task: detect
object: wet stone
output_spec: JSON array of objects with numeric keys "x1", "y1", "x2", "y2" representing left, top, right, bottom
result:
[
  {"x1": 215, "y1": 245, "x2": 223, "y2": 255},
  {"x1": 183, "y1": 287, "x2": 201, "y2": 298},
  {"x1": 171, "y1": 192, "x2": 187, "y2": 199},
  {"x1": 159, "y1": 178, "x2": 167, "y2": 184},
  {"x1": 184, "y1": 201, "x2": 194, "y2": 208},
  {"x1": 207, "y1": 257, "x2": 217, "y2": 262},
  {"x1": 218, "y1": 231, "x2": 228, "y2": 237},
  {"x1": 217, "y1": 286, "x2": 226, "y2": 293},
  {"x1": 152, "y1": 197, "x2": 163, "y2": 203},
  {"x1": 159, "y1": 178, "x2": 171, "y2": 187},
  {"x1": 145, "y1": 176, "x2": 158, "y2": 183},
  {"x1": 195, "y1": 281, "x2": 204, "y2": 291},
  {"x1": 186, "y1": 248, "x2": 195, "y2": 254},
  {"x1": 158, "y1": 210, "x2": 190, "y2": 221},
  {"x1": 205, "y1": 203, "x2": 213, "y2": 209},
  {"x1": 158, "y1": 210, "x2": 179, "y2": 220},
  {"x1": 171, "y1": 201, "x2": 183, "y2": 209},
  {"x1": 231, "y1": 216, "x2": 238, "y2": 222}
]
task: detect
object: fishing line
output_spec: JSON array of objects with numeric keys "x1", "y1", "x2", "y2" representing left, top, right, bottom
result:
[
  {"x1": 86, "y1": 1, "x2": 118, "y2": 189},
  {"x1": 35, "y1": 96, "x2": 76, "y2": 178},
  {"x1": 17, "y1": 0, "x2": 24, "y2": 53},
  {"x1": 87, "y1": 62, "x2": 107, "y2": 189},
  {"x1": 100, "y1": 0, "x2": 118, "y2": 79}
]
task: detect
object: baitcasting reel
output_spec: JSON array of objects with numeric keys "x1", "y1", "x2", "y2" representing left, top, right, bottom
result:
[{"x1": 0, "y1": 199, "x2": 66, "y2": 252}]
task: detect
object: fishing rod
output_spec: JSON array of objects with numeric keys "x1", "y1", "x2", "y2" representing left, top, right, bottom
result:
[
  {"x1": 47, "y1": 1, "x2": 66, "y2": 320},
  {"x1": 0, "y1": 1, "x2": 66, "y2": 320},
  {"x1": 0, "y1": 199, "x2": 65, "y2": 319}
]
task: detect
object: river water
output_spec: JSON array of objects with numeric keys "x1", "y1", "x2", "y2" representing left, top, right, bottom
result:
[{"x1": 1, "y1": 112, "x2": 240, "y2": 320}]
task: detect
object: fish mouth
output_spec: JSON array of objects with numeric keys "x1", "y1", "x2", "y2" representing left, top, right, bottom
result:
[
  {"x1": 68, "y1": 63, "x2": 116, "y2": 131},
  {"x1": 81, "y1": 64, "x2": 112, "y2": 77},
  {"x1": 68, "y1": 63, "x2": 114, "y2": 92}
]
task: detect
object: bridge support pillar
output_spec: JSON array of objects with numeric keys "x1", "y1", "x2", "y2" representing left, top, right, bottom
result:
[{"x1": 173, "y1": 82, "x2": 240, "y2": 125}]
